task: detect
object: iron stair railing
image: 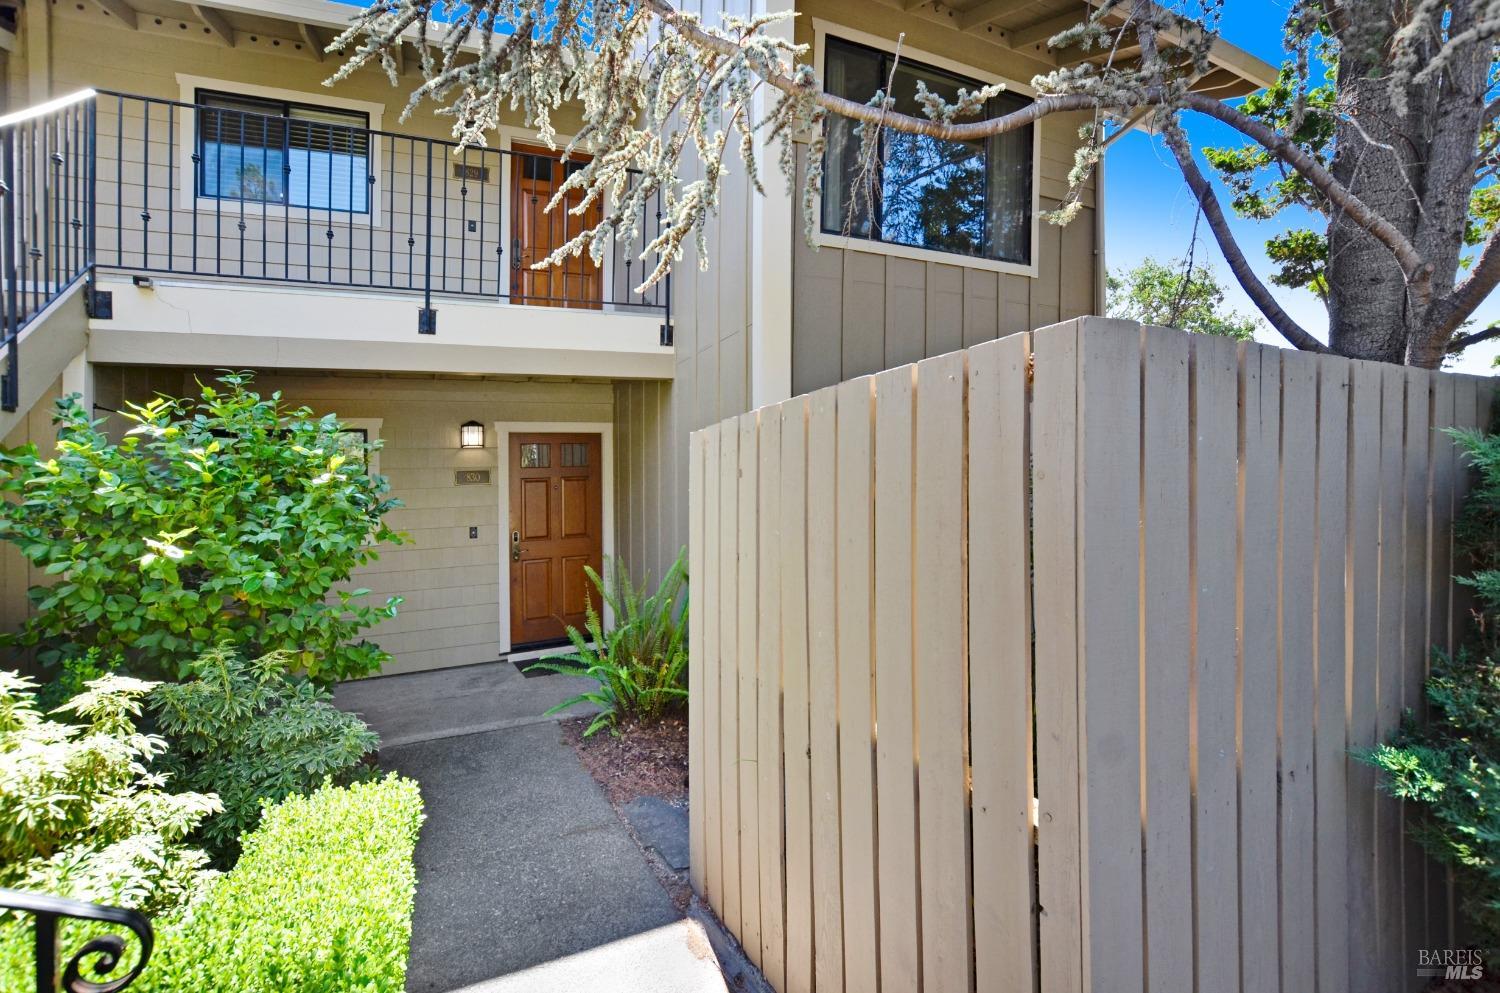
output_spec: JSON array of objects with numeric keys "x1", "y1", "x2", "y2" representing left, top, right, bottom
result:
[
  {"x1": 0, "y1": 887, "x2": 154, "y2": 993},
  {"x1": 0, "y1": 89, "x2": 97, "y2": 412}
]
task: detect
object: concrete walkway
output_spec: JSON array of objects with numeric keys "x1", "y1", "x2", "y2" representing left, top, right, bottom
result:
[{"x1": 335, "y1": 662, "x2": 728, "y2": 993}]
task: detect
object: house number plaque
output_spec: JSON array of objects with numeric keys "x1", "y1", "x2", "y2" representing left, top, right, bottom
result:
[{"x1": 455, "y1": 469, "x2": 491, "y2": 485}]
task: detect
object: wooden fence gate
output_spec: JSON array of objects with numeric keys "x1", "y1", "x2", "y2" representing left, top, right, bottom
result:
[{"x1": 686, "y1": 316, "x2": 1494, "y2": 993}]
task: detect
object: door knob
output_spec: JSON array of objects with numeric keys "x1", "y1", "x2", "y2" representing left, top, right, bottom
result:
[{"x1": 511, "y1": 530, "x2": 521, "y2": 562}]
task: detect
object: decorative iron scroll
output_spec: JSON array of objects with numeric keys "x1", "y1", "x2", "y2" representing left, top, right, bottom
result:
[{"x1": 0, "y1": 888, "x2": 154, "y2": 993}]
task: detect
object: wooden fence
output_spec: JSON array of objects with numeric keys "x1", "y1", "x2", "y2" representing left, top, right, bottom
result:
[{"x1": 686, "y1": 317, "x2": 1496, "y2": 993}]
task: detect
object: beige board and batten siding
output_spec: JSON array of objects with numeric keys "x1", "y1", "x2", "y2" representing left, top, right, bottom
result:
[
  {"x1": 790, "y1": 0, "x2": 1100, "y2": 394},
  {"x1": 91, "y1": 366, "x2": 614, "y2": 676},
  {"x1": 690, "y1": 316, "x2": 1494, "y2": 993}
]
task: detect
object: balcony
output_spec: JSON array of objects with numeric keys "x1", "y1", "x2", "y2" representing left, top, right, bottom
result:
[{"x1": 0, "y1": 89, "x2": 675, "y2": 412}]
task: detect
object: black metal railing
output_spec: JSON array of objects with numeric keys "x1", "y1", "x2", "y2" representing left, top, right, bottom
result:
[
  {"x1": 0, "y1": 91, "x2": 97, "y2": 411},
  {"x1": 1, "y1": 887, "x2": 154, "y2": 993},
  {"x1": 91, "y1": 91, "x2": 673, "y2": 328}
]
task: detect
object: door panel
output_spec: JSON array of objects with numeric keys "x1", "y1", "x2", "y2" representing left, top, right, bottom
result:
[
  {"x1": 520, "y1": 559, "x2": 553, "y2": 620},
  {"x1": 510, "y1": 144, "x2": 603, "y2": 308},
  {"x1": 508, "y1": 432, "x2": 604, "y2": 647},
  {"x1": 561, "y1": 476, "x2": 589, "y2": 537},
  {"x1": 562, "y1": 554, "x2": 590, "y2": 616},
  {"x1": 520, "y1": 478, "x2": 551, "y2": 540}
]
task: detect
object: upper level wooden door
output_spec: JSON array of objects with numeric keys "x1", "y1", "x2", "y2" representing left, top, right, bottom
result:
[
  {"x1": 510, "y1": 143, "x2": 602, "y2": 308},
  {"x1": 508, "y1": 433, "x2": 604, "y2": 648}
]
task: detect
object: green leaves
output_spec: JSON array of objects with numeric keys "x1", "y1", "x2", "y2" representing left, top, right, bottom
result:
[
  {"x1": 1363, "y1": 427, "x2": 1500, "y2": 954},
  {"x1": 0, "y1": 373, "x2": 406, "y2": 681},
  {"x1": 149, "y1": 646, "x2": 380, "y2": 865},
  {"x1": 1106, "y1": 256, "x2": 1262, "y2": 341},
  {"x1": 532, "y1": 548, "x2": 690, "y2": 736},
  {"x1": 0, "y1": 670, "x2": 219, "y2": 916}
]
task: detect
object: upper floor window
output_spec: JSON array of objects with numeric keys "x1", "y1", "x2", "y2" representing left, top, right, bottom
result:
[
  {"x1": 196, "y1": 90, "x2": 371, "y2": 214},
  {"x1": 821, "y1": 37, "x2": 1033, "y2": 266}
]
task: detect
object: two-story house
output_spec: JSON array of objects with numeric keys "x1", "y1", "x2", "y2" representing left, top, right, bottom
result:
[{"x1": 0, "y1": 0, "x2": 1272, "y2": 673}]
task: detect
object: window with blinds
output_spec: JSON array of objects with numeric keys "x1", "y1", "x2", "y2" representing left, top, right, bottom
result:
[{"x1": 196, "y1": 90, "x2": 371, "y2": 214}]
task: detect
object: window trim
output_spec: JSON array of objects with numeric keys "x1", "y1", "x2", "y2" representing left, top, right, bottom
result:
[
  {"x1": 810, "y1": 20, "x2": 1041, "y2": 278},
  {"x1": 174, "y1": 74, "x2": 386, "y2": 225}
]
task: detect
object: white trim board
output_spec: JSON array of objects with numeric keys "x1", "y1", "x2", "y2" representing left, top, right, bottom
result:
[
  {"x1": 494, "y1": 421, "x2": 615, "y2": 657},
  {"x1": 808, "y1": 18, "x2": 1043, "y2": 280}
]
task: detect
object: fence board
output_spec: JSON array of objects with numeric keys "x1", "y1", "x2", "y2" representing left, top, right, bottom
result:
[
  {"x1": 806, "y1": 386, "x2": 845, "y2": 993},
  {"x1": 1346, "y1": 360, "x2": 1383, "y2": 992},
  {"x1": 1279, "y1": 350, "x2": 1319, "y2": 990},
  {"x1": 914, "y1": 351, "x2": 973, "y2": 993},
  {"x1": 835, "y1": 377, "x2": 879, "y2": 993},
  {"x1": 1238, "y1": 344, "x2": 1281, "y2": 993},
  {"x1": 1140, "y1": 325, "x2": 1192, "y2": 993},
  {"x1": 718, "y1": 421, "x2": 742, "y2": 935},
  {"x1": 873, "y1": 364, "x2": 920, "y2": 993},
  {"x1": 1402, "y1": 368, "x2": 1433, "y2": 971},
  {"x1": 1191, "y1": 333, "x2": 1242, "y2": 993},
  {"x1": 686, "y1": 318, "x2": 1478, "y2": 993},
  {"x1": 737, "y1": 412, "x2": 762, "y2": 963},
  {"x1": 778, "y1": 399, "x2": 815, "y2": 993},
  {"x1": 1377, "y1": 364, "x2": 1407, "y2": 983},
  {"x1": 1031, "y1": 319, "x2": 1084, "y2": 993},
  {"x1": 1077, "y1": 320, "x2": 1143, "y2": 993},
  {"x1": 968, "y1": 333, "x2": 1037, "y2": 993},
  {"x1": 688, "y1": 426, "x2": 707, "y2": 898},
  {"x1": 701, "y1": 422, "x2": 724, "y2": 912},
  {"x1": 1314, "y1": 356, "x2": 1350, "y2": 993},
  {"x1": 756, "y1": 409, "x2": 786, "y2": 989}
]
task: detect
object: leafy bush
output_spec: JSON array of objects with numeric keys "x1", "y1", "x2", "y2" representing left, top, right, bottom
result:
[
  {"x1": 0, "y1": 670, "x2": 218, "y2": 914},
  {"x1": 531, "y1": 549, "x2": 689, "y2": 736},
  {"x1": 0, "y1": 776, "x2": 423, "y2": 993},
  {"x1": 0, "y1": 373, "x2": 404, "y2": 681},
  {"x1": 1367, "y1": 426, "x2": 1500, "y2": 953},
  {"x1": 150, "y1": 646, "x2": 380, "y2": 863}
]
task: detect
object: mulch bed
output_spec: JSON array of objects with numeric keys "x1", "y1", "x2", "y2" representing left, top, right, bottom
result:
[
  {"x1": 561, "y1": 712, "x2": 692, "y2": 911},
  {"x1": 560, "y1": 712, "x2": 688, "y2": 809}
]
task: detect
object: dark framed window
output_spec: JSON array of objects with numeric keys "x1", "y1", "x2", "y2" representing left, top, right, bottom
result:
[
  {"x1": 821, "y1": 37, "x2": 1034, "y2": 265},
  {"x1": 195, "y1": 89, "x2": 372, "y2": 214}
]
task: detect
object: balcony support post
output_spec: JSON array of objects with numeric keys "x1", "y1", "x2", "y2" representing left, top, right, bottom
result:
[{"x1": 419, "y1": 138, "x2": 436, "y2": 335}]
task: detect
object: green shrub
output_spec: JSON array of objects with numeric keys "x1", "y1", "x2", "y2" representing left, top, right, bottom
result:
[
  {"x1": 0, "y1": 776, "x2": 423, "y2": 993},
  {"x1": 0, "y1": 670, "x2": 218, "y2": 913},
  {"x1": 0, "y1": 373, "x2": 405, "y2": 681},
  {"x1": 530, "y1": 549, "x2": 689, "y2": 736},
  {"x1": 132, "y1": 776, "x2": 423, "y2": 993},
  {"x1": 150, "y1": 646, "x2": 380, "y2": 864},
  {"x1": 1367, "y1": 426, "x2": 1500, "y2": 953}
]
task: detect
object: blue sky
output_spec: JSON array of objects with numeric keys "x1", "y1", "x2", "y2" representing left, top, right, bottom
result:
[{"x1": 1105, "y1": 1, "x2": 1499, "y2": 372}]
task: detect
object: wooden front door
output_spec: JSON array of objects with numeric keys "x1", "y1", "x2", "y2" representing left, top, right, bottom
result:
[
  {"x1": 510, "y1": 143, "x2": 602, "y2": 308},
  {"x1": 508, "y1": 433, "x2": 604, "y2": 648}
]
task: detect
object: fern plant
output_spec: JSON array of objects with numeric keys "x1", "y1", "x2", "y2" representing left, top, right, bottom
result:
[
  {"x1": 150, "y1": 646, "x2": 379, "y2": 864},
  {"x1": 529, "y1": 549, "x2": 689, "y2": 736}
]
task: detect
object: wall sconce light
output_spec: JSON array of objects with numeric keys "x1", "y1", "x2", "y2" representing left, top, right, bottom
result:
[{"x1": 459, "y1": 421, "x2": 485, "y2": 449}]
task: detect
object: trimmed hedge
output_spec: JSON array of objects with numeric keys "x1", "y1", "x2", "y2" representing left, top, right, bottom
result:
[
  {"x1": 135, "y1": 775, "x2": 423, "y2": 992},
  {"x1": 0, "y1": 775, "x2": 423, "y2": 993}
]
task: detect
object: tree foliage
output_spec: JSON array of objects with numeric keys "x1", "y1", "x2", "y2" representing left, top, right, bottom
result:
[
  {"x1": 333, "y1": 0, "x2": 1500, "y2": 367},
  {"x1": 0, "y1": 670, "x2": 218, "y2": 915},
  {"x1": 1107, "y1": 256, "x2": 1261, "y2": 339},
  {"x1": 0, "y1": 374, "x2": 404, "y2": 681},
  {"x1": 150, "y1": 646, "x2": 380, "y2": 864},
  {"x1": 1366, "y1": 426, "x2": 1500, "y2": 954}
]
